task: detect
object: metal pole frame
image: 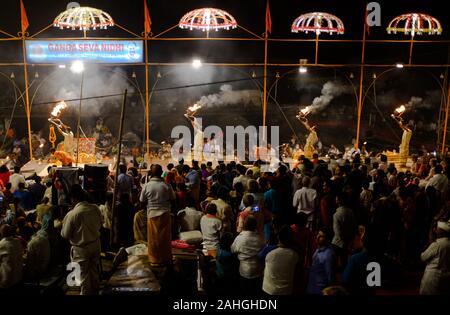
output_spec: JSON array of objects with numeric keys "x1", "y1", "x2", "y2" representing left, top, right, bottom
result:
[
  {"x1": 75, "y1": 71, "x2": 84, "y2": 166},
  {"x1": 1, "y1": 3, "x2": 449, "y2": 159},
  {"x1": 20, "y1": 30, "x2": 33, "y2": 160},
  {"x1": 110, "y1": 89, "x2": 128, "y2": 247}
]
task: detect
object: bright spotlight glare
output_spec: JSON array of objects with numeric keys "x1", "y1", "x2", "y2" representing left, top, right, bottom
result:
[
  {"x1": 299, "y1": 66, "x2": 308, "y2": 73},
  {"x1": 58, "y1": 64, "x2": 66, "y2": 69},
  {"x1": 70, "y1": 60, "x2": 84, "y2": 73},
  {"x1": 396, "y1": 63, "x2": 404, "y2": 69},
  {"x1": 192, "y1": 59, "x2": 202, "y2": 69}
]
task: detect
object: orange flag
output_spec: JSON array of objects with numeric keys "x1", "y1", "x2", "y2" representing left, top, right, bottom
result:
[
  {"x1": 20, "y1": 0, "x2": 29, "y2": 33},
  {"x1": 265, "y1": 1, "x2": 272, "y2": 34},
  {"x1": 144, "y1": 0, "x2": 152, "y2": 35}
]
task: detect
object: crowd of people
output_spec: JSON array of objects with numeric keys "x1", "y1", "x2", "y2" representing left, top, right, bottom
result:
[{"x1": 1, "y1": 147, "x2": 450, "y2": 295}]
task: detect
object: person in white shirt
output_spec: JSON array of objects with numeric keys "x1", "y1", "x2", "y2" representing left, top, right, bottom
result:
[
  {"x1": 231, "y1": 215, "x2": 265, "y2": 293},
  {"x1": 426, "y1": 165, "x2": 449, "y2": 197},
  {"x1": 203, "y1": 138, "x2": 212, "y2": 161},
  {"x1": 0, "y1": 224, "x2": 24, "y2": 289},
  {"x1": 61, "y1": 184, "x2": 102, "y2": 295},
  {"x1": 177, "y1": 196, "x2": 203, "y2": 232},
  {"x1": 263, "y1": 226, "x2": 299, "y2": 295},
  {"x1": 200, "y1": 203, "x2": 222, "y2": 252},
  {"x1": 420, "y1": 219, "x2": 450, "y2": 295},
  {"x1": 9, "y1": 166, "x2": 26, "y2": 193},
  {"x1": 293, "y1": 176, "x2": 318, "y2": 228},
  {"x1": 139, "y1": 164, "x2": 176, "y2": 265}
]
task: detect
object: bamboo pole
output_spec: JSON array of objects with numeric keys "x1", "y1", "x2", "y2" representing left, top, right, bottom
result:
[
  {"x1": 262, "y1": 11, "x2": 269, "y2": 131},
  {"x1": 75, "y1": 71, "x2": 84, "y2": 166},
  {"x1": 355, "y1": 14, "x2": 367, "y2": 149},
  {"x1": 21, "y1": 33, "x2": 33, "y2": 160},
  {"x1": 409, "y1": 37, "x2": 415, "y2": 65},
  {"x1": 315, "y1": 33, "x2": 319, "y2": 65},
  {"x1": 29, "y1": 23, "x2": 53, "y2": 38},
  {"x1": 262, "y1": 33, "x2": 269, "y2": 138},
  {"x1": 114, "y1": 23, "x2": 142, "y2": 38},
  {"x1": 110, "y1": 89, "x2": 128, "y2": 247},
  {"x1": 145, "y1": 34, "x2": 150, "y2": 159},
  {"x1": 441, "y1": 83, "x2": 450, "y2": 155},
  {"x1": 0, "y1": 28, "x2": 17, "y2": 38}
]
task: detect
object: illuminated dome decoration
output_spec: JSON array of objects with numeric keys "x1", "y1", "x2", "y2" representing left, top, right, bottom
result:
[
  {"x1": 387, "y1": 13, "x2": 442, "y2": 37},
  {"x1": 53, "y1": 7, "x2": 114, "y2": 31},
  {"x1": 179, "y1": 8, "x2": 238, "y2": 32},
  {"x1": 291, "y1": 12, "x2": 344, "y2": 35}
]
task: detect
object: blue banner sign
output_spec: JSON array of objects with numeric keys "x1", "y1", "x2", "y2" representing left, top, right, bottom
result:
[{"x1": 25, "y1": 40, "x2": 144, "y2": 64}]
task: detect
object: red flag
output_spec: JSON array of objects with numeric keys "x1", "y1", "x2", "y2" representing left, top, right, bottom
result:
[
  {"x1": 265, "y1": 1, "x2": 272, "y2": 35},
  {"x1": 144, "y1": 0, "x2": 152, "y2": 35},
  {"x1": 20, "y1": 0, "x2": 29, "y2": 33}
]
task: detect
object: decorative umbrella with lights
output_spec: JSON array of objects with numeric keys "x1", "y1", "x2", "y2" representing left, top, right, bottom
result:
[
  {"x1": 179, "y1": 8, "x2": 238, "y2": 37},
  {"x1": 53, "y1": 6, "x2": 114, "y2": 33},
  {"x1": 291, "y1": 12, "x2": 345, "y2": 64},
  {"x1": 387, "y1": 13, "x2": 442, "y2": 64}
]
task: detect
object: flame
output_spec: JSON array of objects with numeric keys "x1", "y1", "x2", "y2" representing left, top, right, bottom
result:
[
  {"x1": 188, "y1": 103, "x2": 202, "y2": 112},
  {"x1": 51, "y1": 101, "x2": 67, "y2": 117},
  {"x1": 395, "y1": 105, "x2": 406, "y2": 114},
  {"x1": 300, "y1": 106, "x2": 311, "y2": 116}
]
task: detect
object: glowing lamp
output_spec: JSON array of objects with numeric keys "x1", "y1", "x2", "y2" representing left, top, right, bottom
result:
[
  {"x1": 53, "y1": 6, "x2": 114, "y2": 31},
  {"x1": 395, "y1": 105, "x2": 406, "y2": 115},
  {"x1": 291, "y1": 12, "x2": 344, "y2": 35},
  {"x1": 179, "y1": 8, "x2": 238, "y2": 32}
]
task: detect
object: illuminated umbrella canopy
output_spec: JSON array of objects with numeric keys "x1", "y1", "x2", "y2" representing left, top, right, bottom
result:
[
  {"x1": 179, "y1": 8, "x2": 238, "y2": 32},
  {"x1": 291, "y1": 12, "x2": 344, "y2": 35},
  {"x1": 53, "y1": 6, "x2": 114, "y2": 30},
  {"x1": 387, "y1": 13, "x2": 442, "y2": 37}
]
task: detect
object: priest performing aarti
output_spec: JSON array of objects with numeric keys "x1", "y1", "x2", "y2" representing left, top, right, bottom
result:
[
  {"x1": 48, "y1": 101, "x2": 75, "y2": 159},
  {"x1": 297, "y1": 107, "x2": 318, "y2": 159},
  {"x1": 392, "y1": 105, "x2": 413, "y2": 166},
  {"x1": 184, "y1": 104, "x2": 204, "y2": 162}
]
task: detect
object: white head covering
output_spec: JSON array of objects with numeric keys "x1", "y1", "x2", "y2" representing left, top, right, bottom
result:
[{"x1": 437, "y1": 220, "x2": 450, "y2": 232}]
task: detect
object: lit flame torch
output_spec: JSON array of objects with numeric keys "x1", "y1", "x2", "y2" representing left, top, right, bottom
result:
[
  {"x1": 300, "y1": 107, "x2": 311, "y2": 116},
  {"x1": 188, "y1": 103, "x2": 202, "y2": 113},
  {"x1": 391, "y1": 105, "x2": 406, "y2": 121},
  {"x1": 395, "y1": 105, "x2": 406, "y2": 115},
  {"x1": 297, "y1": 106, "x2": 311, "y2": 120},
  {"x1": 51, "y1": 101, "x2": 67, "y2": 117}
]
